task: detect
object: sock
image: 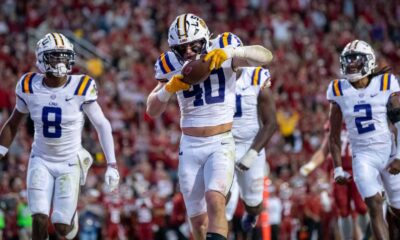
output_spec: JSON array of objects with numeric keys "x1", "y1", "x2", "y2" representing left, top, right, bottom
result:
[
  {"x1": 338, "y1": 216, "x2": 353, "y2": 240},
  {"x1": 358, "y1": 214, "x2": 369, "y2": 237},
  {"x1": 206, "y1": 232, "x2": 227, "y2": 240}
]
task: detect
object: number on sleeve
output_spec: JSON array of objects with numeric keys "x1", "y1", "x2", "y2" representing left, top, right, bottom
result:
[
  {"x1": 354, "y1": 104, "x2": 375, "y2": 134},
  {"x1": 42, "y1": 106, "x2": 62, "y2": 138}
]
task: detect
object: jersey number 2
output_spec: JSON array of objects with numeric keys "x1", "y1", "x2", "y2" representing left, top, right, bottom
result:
[
  {"x1": 354, "y1": 104, "x2": 375, "y2": 134},
  {"x1": 42, "y1": 106, "x2": 62, "y2": 138},
  {"x1": 183, "y1": 68, "x2": 225, "y2": 106}
]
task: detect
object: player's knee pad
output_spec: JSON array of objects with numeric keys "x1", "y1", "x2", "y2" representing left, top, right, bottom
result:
[
  {"x1": 77, "y1": 147, "x2": 93, "y2": 185},
  {"x1": 241, "y1": 177, "x2": 264, "y2": 207},
  {"x1": 27, "y1": 167, "x2": 49, "y2": 190}
]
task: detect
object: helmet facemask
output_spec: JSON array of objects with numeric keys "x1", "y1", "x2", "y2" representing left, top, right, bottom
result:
[
  {"x1": 42, "y1": 50, "x2": 75, "y2": 77},
  {"x1": 171, "y1": 39, "x2": 207, "y2": 62},
  {"x1": 168, "y1": 14, "x2": 210, "y2": 63},
  {"x1": 35, "y1": 33, "x2": 75, "y2": 78},
  {"x1": 340, "y1": 40, "x2": 376, "y2": 82}
]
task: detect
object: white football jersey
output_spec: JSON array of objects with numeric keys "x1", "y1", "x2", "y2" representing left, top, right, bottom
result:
[
  {"x1": 15, "y1": 72, "x2": 97, "y2": 162},
  {"x1": 154, "y1": 32, "x2": 242, "y2": 127},
  {"x1": 232, "y1": 67, "x2": 271, "y2": 143},
  {"x1": 326, "y1": 73, "x2": 400, "y2": 148}
]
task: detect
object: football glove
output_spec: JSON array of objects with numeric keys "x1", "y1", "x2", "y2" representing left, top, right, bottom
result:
[
  {"x1": 105, "y1": 164, "x2": 120, "y2": 192},
  {"x1": 165, "y1": 74, "x2": 190, "y2": 93},
  {"x1": 333, "y1": 166, "x2": 351, "y2": 184},
  {"x1": 204, "y1": 49, "x2": 229, "y2": 70}
]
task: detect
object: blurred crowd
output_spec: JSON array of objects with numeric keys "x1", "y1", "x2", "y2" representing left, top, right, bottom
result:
[{"x1": 1, "y1": 0, "x2": 400, "y2": 239}]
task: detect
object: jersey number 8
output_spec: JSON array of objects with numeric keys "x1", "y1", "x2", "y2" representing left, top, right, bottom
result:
[{"x1": 42, "y1": 106, "x2": 62, "y2": 138}]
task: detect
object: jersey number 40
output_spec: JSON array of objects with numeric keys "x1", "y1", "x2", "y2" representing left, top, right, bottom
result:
[{"x1": 183, "y1": 68, "x2": 225, "y2": 106}]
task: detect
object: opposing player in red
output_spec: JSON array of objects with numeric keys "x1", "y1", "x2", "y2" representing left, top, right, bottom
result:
[{"x1": 300, "y1": 122, "x2": 368, "y2": 239}]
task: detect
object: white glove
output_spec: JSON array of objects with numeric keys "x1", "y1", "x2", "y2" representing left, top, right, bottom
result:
[
  {"x1": 333, "y1": 166, "x2": 351, "y2": 182},
  {"x1": 299, "y1": 162, "x2": 317, "y2": 177},
  {"x1": 105, "y1": 164, "x2": 120, "y2": 192},
  {"x1": 235, "y1": 149, "x2": 258, "y2": 172}
]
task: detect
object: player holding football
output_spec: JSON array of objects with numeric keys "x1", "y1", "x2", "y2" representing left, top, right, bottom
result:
[
  {"x1": 0, "y1": 33, "x2": 120, "y2": 240},
  {"x1": 146, "y1": 13, "x2": 273, "y2": 240},
  {"x1": 225, "y1": 66, "x2": 277, "y2": 232},
  {"x1": 328, "y1": 40, "x2": 400, "y2": 239}
]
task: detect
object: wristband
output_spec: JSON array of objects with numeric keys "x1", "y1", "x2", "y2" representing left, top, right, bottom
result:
[
  {"x1": 0, "y1": 145, "x2": 8, "y2": 156},
  {"x1": 156, "y1": 87, "x2": 172, "y2": 102},
  {"x1": 107, "y1": 163, "x2": 118, "y2": 169},
  {"x1": 239, "y1": 149, "x2": 258, "y2": 167}
]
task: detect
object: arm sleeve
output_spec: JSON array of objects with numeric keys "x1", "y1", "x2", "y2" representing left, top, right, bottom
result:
[
  {"x1": 259, "y1": 68, "x2": 271, "y2": 89},
  {"x1": 83, "y1": 78, "x2": 98, "y2": 103},
  {"x1": 390, "y1": 74, "x2": 400, "y2": 93},
  {"x1": 15, "y1": 95, "x2": 29, "y2": 113},
  {"x1": 82, "y1": 101, "x2": 116, "y2": 164},
  {"x1": 326, "y1": 81, "x2": 335, "y2": 101},
  {"x1": 15, "y1": 77, "x2": 29, "y2": 113}
]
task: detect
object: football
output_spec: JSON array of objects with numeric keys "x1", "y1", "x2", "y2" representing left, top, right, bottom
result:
[{"x1": 181, "y1": 55, "x2": 211, "y2": 85}]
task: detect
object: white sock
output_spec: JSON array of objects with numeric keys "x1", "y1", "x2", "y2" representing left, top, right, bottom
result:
[
  {"x1": 338, "y1": 216, "x2": 353, "y2": 240},
  {"x1": 65, "y1": 211, "x2": 79, "y2": 239}
]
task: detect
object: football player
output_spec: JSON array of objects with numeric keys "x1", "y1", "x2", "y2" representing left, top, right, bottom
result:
[
  {"x1": 225, "y1": 66, "x2": 276, "y2": 232},
  {"x1": 328, "y1": 40, "x2": 400, "y2": 239},
  {"x1": 300, "y1": 123, "x2": 368, "y2": 240},
  {"x1": 146, "y1": 13, "x2": 273, "y2": 240},
  {"x1": 0, "y1": 33, "x2": 120, "y2": 240}
]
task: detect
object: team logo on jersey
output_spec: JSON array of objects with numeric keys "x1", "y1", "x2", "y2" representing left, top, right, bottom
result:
[
  {"x1": 51, "y1": 94, "x2": 57, "y2": 99},
  {"x1": 90, "y1": 84, "x2": 97, "y2": 97}
]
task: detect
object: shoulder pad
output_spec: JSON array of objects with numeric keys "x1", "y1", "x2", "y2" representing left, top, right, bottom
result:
[
  {"x1": 249, "y1": 67, "x2": 271, "y2": 87},
  {"x1": 211, "y1": 32, "x2": 243, "y2": 49},
  {"x1": 74, "y1": 75, "x2": 95, "y2": 96},
  {"x1": 154, "y1": 51, "x2": 182, "y2": 80},
  {"x1": 17, "y1": 72, "x2": 37, "y2": 94},
  {"x1": 379, "y1": 73, "x2": 399, "y2": 92},
  {"x1": 327, "y1": 79, "x2": 345, "y2": 101},
  {"x1": 331, "y1": 79, "x2": 344, "y2": 97}
]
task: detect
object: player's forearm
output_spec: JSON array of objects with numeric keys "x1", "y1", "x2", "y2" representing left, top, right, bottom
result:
[
  {"x1": 0, "y1": 123, "x2": 16, "y2": 148},
  {"x1": 95, "y1": 119, "x2": 117, "y2": 164},
  {"x1": 250, "y1": 120, "x2": 277, "y2": 152},
  {"x1": 146, "y1": 92, "x2": 169, "y2": 118},
  {"x1": 229, "y1": 45, "x2": 273, "y2": 66},
  {"x1": 83, "y1": 102, "x2": 116, "y2": 164},
  {"x1": 329, "y1": 138, "x2": 342, "y2": 168},
  {"x1": 0, "y1": 109, "x2": 25, "y2": 151}
]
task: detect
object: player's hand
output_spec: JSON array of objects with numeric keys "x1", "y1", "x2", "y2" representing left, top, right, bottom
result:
[
  {"x1": 333, "y1": 167, "x2": 352, "y2": 184},
  {"x1": 299, "y1": 162, "x2": 316, "y2": 177},
  {"x1": 235, "y1": 149, "x2": 258, "y2": 172},
  {"x1": 165, "y1": 74, "x2": 190, "y2": 93},
  {"x1": 387, "y1": 159, "x2": 400, "y2": 175},
  {"x1": 105, "y1": 164, "x2": 120, "y2": 192},
  {"x1": 204, "y1": 49, "x2": 229, "y2": 70}
]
